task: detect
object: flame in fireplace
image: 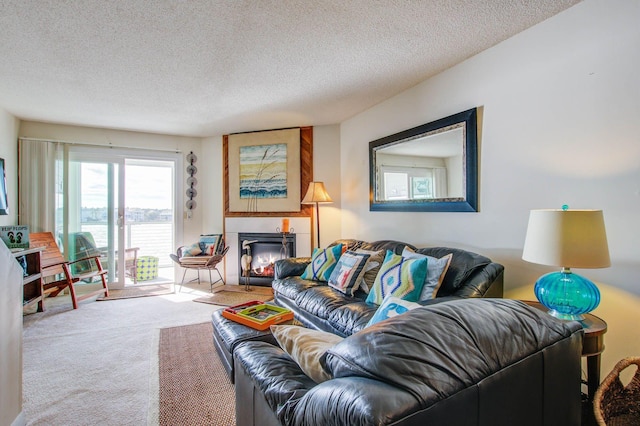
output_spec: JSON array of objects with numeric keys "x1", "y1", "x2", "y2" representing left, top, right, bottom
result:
[{"x1": 252, "y1": 253, "x2": 278, "y2": 277}]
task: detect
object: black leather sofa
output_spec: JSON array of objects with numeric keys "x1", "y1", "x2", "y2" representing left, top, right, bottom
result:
[
  {"x1": 234, "y1": 298, "x2": 583, "y2": 426},
  {"x1": 272, "y1": 239, "x2": 505, "y2": 336}
]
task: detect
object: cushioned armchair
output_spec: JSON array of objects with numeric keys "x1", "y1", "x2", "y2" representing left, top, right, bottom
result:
[{"x1": 170, "y1": 234, "x2": 227, "y2": 292}]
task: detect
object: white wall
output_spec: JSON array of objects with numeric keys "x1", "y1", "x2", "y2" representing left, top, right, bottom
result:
[
  {"x1": 341, "y1": 0, "x2": 639, "y2": 293},
  {"x1": 340, "y1": 0, "x2": 640, "y2": 375},
  {"x1": 0, "y1": 109, "x2": 19, "y2": 227},
  {"x1": 312, "y1": 125, "x2": 342, "y2": 246},
  {"x1": 201, "y1": 135, "x2": 224, "y2": 235},
  {"x1": 0, "y1": 107, "x2": 24, "y2": 426}
]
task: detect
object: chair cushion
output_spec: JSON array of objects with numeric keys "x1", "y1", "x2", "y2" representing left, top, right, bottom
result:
[{"x1": 178, "y1": 256, "x2": 212, "y2": 265}]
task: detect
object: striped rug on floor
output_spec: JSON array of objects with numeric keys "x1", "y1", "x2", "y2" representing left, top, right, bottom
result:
[
  {"x1": 97, "y1": 283, "x2": 175, "y2": 300},
  {"x1": 158, "y1": 322, "x2": 235, "y2": 425}
]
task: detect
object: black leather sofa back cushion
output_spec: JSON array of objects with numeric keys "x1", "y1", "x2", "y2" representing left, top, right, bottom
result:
[
  {"x1": 331, "y1": 241, "x2": 499, "y2": 297},
  {"x1": 416, "y1": 246, "x2": 492, "y2": 295},
  {"x1": 323, "y1": 298, "x2": 582, "y2": 406}
]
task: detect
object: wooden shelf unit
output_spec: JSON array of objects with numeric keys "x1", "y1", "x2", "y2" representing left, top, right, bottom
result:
[{"x1": 13, "y1": 247, "x2": 45, "y2": 312}]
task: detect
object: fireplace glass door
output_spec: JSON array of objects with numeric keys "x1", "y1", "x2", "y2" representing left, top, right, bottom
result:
[{"x1": 239, "y1": 233, "x2": 296, "y2": 286}]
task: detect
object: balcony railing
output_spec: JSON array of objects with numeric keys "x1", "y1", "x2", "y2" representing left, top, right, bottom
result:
[{"x1": 81, "y1": 222, "x2": 174, "y2": 267}]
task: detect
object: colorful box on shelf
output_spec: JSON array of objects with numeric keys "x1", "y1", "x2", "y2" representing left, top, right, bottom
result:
[{"x1": 222, "y1": 301, "x2": 294, "y2": 330}]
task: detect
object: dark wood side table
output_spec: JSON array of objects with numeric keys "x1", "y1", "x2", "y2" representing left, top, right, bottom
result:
[{"x1": 522, "y1": 301, "x2": 607, "y2": 401}]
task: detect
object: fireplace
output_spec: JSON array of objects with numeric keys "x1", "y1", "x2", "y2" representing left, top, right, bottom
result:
[{"x1": 238, "y1": 232, "x2": 296, "y2": 286}]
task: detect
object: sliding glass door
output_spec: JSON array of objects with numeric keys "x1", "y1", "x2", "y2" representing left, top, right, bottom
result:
[{"x1": 60, "y1": 147, "x2": 179, "y2": 289}]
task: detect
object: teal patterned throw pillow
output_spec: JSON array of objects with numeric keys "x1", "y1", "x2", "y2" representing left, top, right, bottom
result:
[
  {"x1": 301, "y1": 244, "x2": 343, "y2": 282},
  {"x1": 365, "y1": 250, "x2": 428, "y2": 305}
]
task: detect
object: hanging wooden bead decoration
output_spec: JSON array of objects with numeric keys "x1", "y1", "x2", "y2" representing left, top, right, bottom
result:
[{"x1": 186, "y1": 151, "x2": 197, "y2": 217}]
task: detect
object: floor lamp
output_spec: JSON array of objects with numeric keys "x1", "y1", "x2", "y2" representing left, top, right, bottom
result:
[{"x1": 301, "y1": 181, "x2": 332, "y2": 248}]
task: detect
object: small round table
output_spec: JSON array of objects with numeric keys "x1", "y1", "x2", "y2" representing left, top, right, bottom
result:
[{"x1": 522, "y1": 301, "x2": 607, "y2": 402}]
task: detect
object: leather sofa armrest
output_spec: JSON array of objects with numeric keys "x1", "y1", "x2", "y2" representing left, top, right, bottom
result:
[
  {"x1": 235, "y1": 342, "x2": 422, "y2": 426},
  {"x1": 291, "y1": 377, "x2": 419, "y2": 425},
  {"x1": 274, "y1": 257, "x2": 311, "y2": 279},
  {"x1": 234, "y1": 341, "x2": 316, "y2": 425}
]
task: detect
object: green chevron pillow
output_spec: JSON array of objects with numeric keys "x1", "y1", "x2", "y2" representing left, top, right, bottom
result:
[
  {"x1": 365, "y1": 250, "x2": 428, "y2": 305},
  {"x1": 301, "y1": 244, "x2": 343, "y2": 282}
]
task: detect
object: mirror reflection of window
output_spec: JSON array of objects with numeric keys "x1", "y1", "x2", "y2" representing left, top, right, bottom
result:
[
  {"x1": 374, "y1": 125, "x2": 464, "y2": 202},
  {"x1": 369, "y1": 108, "x2": 478, "y2": 212},
  {"x1": 383, "y1": 172, "x2": 408, "y2": 199},
  {"x1": 411, "y1": 176, "x2": 433, "y2": 199}
]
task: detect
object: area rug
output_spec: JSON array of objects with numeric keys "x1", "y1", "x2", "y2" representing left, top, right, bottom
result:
[
  {"x1": 97, "y1": 283, "x2": 175, "y2": 300},
  {"x1": 157, "y1": 322, "x2": 235, "y2": 426},
  {"x1": 193, "y1": 288, "x2": 273, "y2": 307}
]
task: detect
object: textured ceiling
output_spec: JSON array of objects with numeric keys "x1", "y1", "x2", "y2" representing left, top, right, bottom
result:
[{"x1": 0, "y1": 0, "x2": 580, "y2": 137}]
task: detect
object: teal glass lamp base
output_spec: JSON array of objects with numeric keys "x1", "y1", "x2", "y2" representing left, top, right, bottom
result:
[{"x1": 533, "y1": 268, "x2": 600, "y2": 321}]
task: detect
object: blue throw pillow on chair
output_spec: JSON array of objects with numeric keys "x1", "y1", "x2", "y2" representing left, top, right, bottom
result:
[{"x1": 182, "y1": 242, "x2": 202, "y2": 257}]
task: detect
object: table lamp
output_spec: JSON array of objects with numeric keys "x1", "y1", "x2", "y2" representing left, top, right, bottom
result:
[
  {"x1": 522, "y1": 207, "x2": 610, "y2": 320},
  {"x1": 301, "y1": 181, "x2": 332, "y2": 248}
]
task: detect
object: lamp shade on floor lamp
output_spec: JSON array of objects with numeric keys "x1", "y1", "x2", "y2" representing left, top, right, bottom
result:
[{"x1": 301, "y1": 182, "x2": 332, "y2": 248}]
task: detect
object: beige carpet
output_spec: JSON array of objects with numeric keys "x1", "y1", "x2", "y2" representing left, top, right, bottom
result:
[
  {"x1": 22, "y1": 290, "x2": 223, "y2": 425},
  {"x1": 158, "y1": 322, "x2": 235, "y2": 425},
  {"x1": 97, "y1": 283, "x2": 175, "y2": 300},
  {"x1": 193, "y1": 286, "x2": 273, "y2": 306}
]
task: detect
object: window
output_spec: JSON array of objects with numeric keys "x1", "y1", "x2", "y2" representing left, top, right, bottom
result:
[{"x1": 381, "y1": 166, "x2": 437, "y2": 200}]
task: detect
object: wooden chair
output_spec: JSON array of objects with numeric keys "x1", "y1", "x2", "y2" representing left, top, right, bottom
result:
[
  {"x1": 30, "y1": 232, "x2": 109, "y2": 309},
  {"x1": 170, "y1": 245, "x2": 228, "y2": 292},
  {"x1": 70, "y1": 231, "x2": 139, "y2": 284}
]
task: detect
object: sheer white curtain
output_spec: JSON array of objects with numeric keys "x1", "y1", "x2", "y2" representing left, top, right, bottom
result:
[
  {"x1": 18, "y1": 139, "x2": 63, "y2": 233},
  {"x1": 433, "y1": 168, "x2": 448, "y2": 198}
]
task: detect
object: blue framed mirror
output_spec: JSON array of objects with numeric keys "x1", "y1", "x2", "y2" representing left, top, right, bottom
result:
[{"x1": 369, "y1": 108, "x2": 478, "y2": 212}]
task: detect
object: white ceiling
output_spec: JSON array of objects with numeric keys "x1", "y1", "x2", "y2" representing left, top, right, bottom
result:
[{"x1": 0, "y1": 0, "x2": 579, "y2": 138}]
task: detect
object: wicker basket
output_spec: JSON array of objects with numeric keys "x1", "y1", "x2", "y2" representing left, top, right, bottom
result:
[{"x1": 593, "y1": 357, "x2": 640, "y2": 426}]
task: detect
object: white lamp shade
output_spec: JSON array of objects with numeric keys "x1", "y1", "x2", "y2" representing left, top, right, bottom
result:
[
  {"x1": 522, "y1": 209, "x2": 610, "y2": 269},
  {"x1": 301, "y1": 182, "x2": 332, "y2": 204}
]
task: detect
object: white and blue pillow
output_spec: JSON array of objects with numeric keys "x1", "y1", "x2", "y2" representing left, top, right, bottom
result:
[
  {"x1": 401, "y1": 247, "x2": 452, "y2": 301},
  {"x1": 328, "y1": 251, "x2": 371, "y2": 296},
  {"x1": 182, "y1": 242, "x2": 202, "y2": 257},
  {"x1": 366, "y1": 295, "x2": 421, "y2": 327}
]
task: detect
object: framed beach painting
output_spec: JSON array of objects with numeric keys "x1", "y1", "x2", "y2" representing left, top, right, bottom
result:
[{"x1": 224, "y1": 127, "x2": 313, "y2": 216}]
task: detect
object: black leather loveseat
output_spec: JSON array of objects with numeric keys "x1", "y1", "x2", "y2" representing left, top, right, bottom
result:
[
  {"x1": 272, "y1": 239, "x2": 505, "y2": 336},
  {"x1": 234, "y1": 298, "x2": 583, "y2": 426}
]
